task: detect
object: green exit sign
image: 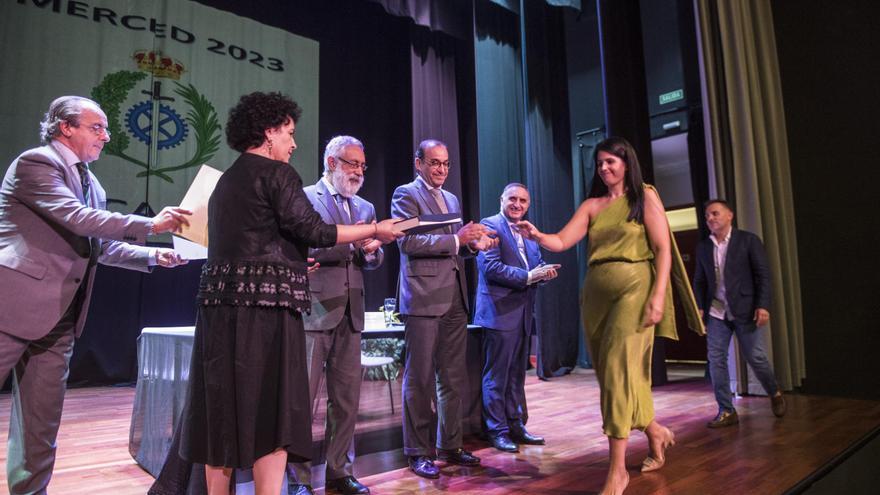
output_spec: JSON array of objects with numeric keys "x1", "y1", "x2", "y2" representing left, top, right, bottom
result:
[{"x1": 659, "y1": 89, "x2": 684, "y2": 105}]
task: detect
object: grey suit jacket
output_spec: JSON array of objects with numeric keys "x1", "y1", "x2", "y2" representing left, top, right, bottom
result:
[
  {"x1": 302, "y1": 179, "x2": 383, "y2": 332},
  {"x1": 0, "y1": 144, "x2": 153, "y2": 340},
  {"x1": 391, "y1": 178, "x2": 473, "y2": 317}
]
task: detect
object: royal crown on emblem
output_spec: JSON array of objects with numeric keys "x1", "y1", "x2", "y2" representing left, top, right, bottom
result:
[{"x1": 133, "y1": 50, "x2": 185, "y2": 80}]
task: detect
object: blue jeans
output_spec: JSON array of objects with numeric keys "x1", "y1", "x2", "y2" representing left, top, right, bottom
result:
[{"x1": 706, "y1": 316, "x2": 778, "y2": 413}]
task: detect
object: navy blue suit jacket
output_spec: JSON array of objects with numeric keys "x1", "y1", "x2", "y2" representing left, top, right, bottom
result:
[
  {"x1": 693, "y1": 228, "x2": 771, "y2": 325},
  {"x1": 474, "y1": 213, "x2": 543, "y2": 332}
]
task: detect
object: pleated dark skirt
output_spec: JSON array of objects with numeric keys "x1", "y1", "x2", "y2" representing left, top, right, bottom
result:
[{"x1": 179, "y1": 304, "x2": 312, "y2": 468}]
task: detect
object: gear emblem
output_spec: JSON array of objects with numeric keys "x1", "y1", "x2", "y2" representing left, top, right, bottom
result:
[{"x1": 125, "y1": 101, "x2": 188, "y2": 149}]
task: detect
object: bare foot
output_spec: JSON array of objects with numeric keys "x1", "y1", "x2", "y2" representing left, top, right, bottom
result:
[
  {"x1": 642, "y1": 424, "x2": 675, "y2": 473},
  {"x1": 599, "y1": 469, "x2": 629, "y2": 495}
]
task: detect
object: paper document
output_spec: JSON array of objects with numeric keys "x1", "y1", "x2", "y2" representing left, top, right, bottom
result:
[
  {"x1": 172, "y1": 235, "x2": 208, "y2": 260},
  {"x1": 394, "y1": 213, "x2": 462, "y2": 234},
  {"x1": 177, "y1": 165, "x2": 223, "y2": 247}
]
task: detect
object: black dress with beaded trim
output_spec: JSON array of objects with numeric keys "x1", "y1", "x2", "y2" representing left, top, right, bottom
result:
[{"x1": 179, "y1": 152, "x2": 336, "y2": 468}]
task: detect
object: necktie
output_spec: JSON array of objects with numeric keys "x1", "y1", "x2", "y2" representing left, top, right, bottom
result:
[
  {"x1": 76, "y1": 162, "x2": 91, "y2": 205},
  {"x1": 510, "y1": 223, "x2": 528, "y2": 266},
  {"x1": 75, "y1": 162, "x2": 100, "y2": 264},
  {"x1": 429, "y1": 188, "x2": 449, "y2": 214},
  {"x1": 335, "y1": 194, "x2": 352, "y2": 225}
]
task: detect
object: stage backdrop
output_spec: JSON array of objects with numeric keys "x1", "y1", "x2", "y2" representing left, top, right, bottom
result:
[{"x1": 1, "y1": 0, "x2": 320, "y2": 215}]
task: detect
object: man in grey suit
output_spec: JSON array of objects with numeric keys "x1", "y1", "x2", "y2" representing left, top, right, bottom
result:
[
  {"x1": 391, "y1": 139, "x2": 496, "y2": 479},
  {"x1": 287, "y1": 136, "x2": 381, "y2": 495},
  {"x1": 0, "y1": 96, "x2": 190, "y2": 494}
]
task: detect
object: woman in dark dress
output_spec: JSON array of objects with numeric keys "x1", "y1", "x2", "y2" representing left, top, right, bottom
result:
[{"x1": 177, "y1": 92, "x2": 400, "y2": 495}]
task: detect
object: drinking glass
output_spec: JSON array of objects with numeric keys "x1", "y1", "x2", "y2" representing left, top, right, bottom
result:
[{"x1": 383, "y1": 297, "x2": 397, "y2": 326}]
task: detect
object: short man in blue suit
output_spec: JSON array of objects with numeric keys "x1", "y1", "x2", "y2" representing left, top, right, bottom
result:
[
  {"x1": 474, "y1": 183, "x2": 557, "y2": 452},
  {"x1": 693, "y1": 199, "x2": 786, "y2": 428},
  {"x1": 391, "y1": 139, "x2": 496, "y2": 479}
]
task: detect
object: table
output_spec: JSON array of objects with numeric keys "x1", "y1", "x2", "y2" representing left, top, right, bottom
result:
[
  {"x1": 128, "y1": 327, "x2": 196, "y2": 477},
  {"x1": 129, "y1": 321, "x2": 483, "y2": 478}
]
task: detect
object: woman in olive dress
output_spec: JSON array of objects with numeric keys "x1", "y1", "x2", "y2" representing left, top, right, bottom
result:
[{"x1": 516, "y1": 136, "x2": 702, "y2": 495}]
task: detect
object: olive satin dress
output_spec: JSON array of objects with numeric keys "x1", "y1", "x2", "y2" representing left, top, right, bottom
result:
[{"x1": 581, "y1": 186, "x2": 703, "y2": 439}]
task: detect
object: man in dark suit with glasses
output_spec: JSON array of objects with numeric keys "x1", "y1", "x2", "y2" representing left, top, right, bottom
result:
[{"x1": 391, "y1": 139, "x2": 496, "y2": 479}]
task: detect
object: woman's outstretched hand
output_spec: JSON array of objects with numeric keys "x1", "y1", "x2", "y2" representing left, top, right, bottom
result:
[{"x1": 514, "y1": 220, "x2": 541, "y2": 241}]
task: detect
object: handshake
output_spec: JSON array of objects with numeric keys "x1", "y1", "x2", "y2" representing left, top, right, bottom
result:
[{"x1": 527, "y1": 263, "x2": 560, "y2": 285}]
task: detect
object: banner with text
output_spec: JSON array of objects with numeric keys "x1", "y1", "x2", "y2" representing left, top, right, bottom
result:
[{"x1": 1, "y1": 0, "x2": 320, "y2": 214}]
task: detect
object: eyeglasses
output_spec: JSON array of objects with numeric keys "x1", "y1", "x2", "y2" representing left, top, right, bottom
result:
[
  {"x1": 336, "y1": 156, "x2": 367, "y2": 172},
  {"x1": 424, "y1": 159, "x2": 451, "y2": 169},
  {"x1": 76, "y1": 123, "x2": 111, "y2": 138}
]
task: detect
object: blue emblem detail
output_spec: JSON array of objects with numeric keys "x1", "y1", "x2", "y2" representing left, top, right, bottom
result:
[{"x1": 125, "y1": 101, "x2": 188, "y2": 149}]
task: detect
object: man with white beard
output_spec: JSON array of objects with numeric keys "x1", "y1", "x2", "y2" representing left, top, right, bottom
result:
[{"x1": 287, "y1": 136, "x2": 382, "y2": 495}]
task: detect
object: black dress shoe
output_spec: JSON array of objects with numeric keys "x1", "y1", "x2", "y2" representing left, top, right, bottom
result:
[
  {"x1": 409, "y1": 456, "x2": 440, "y2": 479},
  {"x1": 489, "y1": 434, "x2": 519, "y2": 452},
  {"x1": 289, "y1": 484, "x2": 314, "y2": 495},
  {"x1": 325, "y1": 475, "x2": 370, "y2": 495},
  {"x1": 510, "y1": 429, "x2": 545, "y2": 445},
  {"x1": 437, "y1": 448, "x2": 481, "y2": 466}
]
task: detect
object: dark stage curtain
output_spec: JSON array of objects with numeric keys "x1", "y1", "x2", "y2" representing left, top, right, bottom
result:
[
  {"x1": 367, "y1": 0, "x2": 471, "y2": 39},
  {"x1": 69, "y1": 258, "x2": 203, "y2": 386},
  {"x1": 312, "y1": 2, "x2": 414, "y2": 314},
  {"x1": 488, "y1": 0, "x2": 582, "y2": 14},
  {"x1": 408, "y1": 22, "x2": 485, "y2": 306},
  {"x1": 410, "y1": 27, "x2": 464, "y2": 200},
  {"x1": 521, "y1": 0, "x2": 579, "y2": 379},
  {"x1": 474, "y1": 1, "x2": 526, "y2": 218}
]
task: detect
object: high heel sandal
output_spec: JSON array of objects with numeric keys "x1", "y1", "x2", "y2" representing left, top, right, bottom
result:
[{"x1": 641, "y1": 427, "x2": 675, "y2": 473}]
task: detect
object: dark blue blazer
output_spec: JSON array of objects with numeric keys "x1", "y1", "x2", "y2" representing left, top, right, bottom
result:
[
  {"x1": 474, "y1": 213, "x2": 543, "y2": 332},
  {"x1": 693, "y1": 228, "x2": 771, "y2": 325}
]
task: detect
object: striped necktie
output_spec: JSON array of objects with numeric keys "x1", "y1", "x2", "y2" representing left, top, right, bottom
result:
[{"x1": 76, "y1": 162, "x2": 91, "y2": 205}]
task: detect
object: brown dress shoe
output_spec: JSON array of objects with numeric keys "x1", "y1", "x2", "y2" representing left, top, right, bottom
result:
[
  {"x1": 707, "y1": 410, "x2": 739, "y2": 428},
  {"x1": 771, "y1": 392, "x2": 787, "y2": 417}
]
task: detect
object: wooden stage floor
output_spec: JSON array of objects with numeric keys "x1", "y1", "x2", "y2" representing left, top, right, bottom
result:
[{"x1": 1, "y1": 368, "x2": 878, "y2": 494}]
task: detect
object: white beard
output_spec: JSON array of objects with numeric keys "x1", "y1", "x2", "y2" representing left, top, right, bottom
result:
[{"x1": 331, "y1": 167, "x2": 363, "y2": 198}]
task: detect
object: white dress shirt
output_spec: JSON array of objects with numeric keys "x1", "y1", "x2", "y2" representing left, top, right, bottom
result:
[{"x1": 709, "y1": 228, "x2": 732, "y2": 320}]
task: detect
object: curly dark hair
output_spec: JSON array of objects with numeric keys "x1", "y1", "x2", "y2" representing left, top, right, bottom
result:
[{"x1": 225, "y1": 92, "x2": 302, "y2": 152}]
